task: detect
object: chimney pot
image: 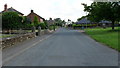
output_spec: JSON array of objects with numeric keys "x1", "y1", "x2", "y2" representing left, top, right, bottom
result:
[
  {"x1": 31, "y1": 10, "x2": 33, "y2": 13},
  {"x1": 4, "y1": 4, "x2": 7, "y2": 11}
]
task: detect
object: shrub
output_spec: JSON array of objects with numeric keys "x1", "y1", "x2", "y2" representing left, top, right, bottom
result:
[
  {"x1": 2, "y1": 12, "x2": 23, "y2": 30},
  {"x1": 38, "y1": 23, "x2": 46, "y2": 29}
]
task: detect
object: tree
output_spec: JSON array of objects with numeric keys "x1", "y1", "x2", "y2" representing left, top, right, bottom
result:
[
  {"x1": 44, "y1": 20, "x2": 48, "y2": 29},
  {"x1": 22, "y1": 16, "x2": 32, "y2": 29},
  {"x1": 33, "y1": 16, "x2": 39, "y2": 27},
  {"x1": 54, "y1": 18, "x2": 63, "y2": 26},
  {"x1": 38, "y1": 23, "x2": 46, "y2": 29},
  {"x1": 77, "y1": 16, "x2": 86, "y2": 21},
  {"x1": 2, "y1": 12, "x2": 23, "y2": 30},
  {"x1": 82, "y1": 2, "x2": 120, "y2": 30},
  {"x1": 54, "y1": 18, "x2": 63, "y2": 23}
]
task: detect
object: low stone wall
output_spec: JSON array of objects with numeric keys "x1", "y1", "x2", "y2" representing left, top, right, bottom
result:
[
  {"x1": 36, "y1": 29, "x2": 53, "y2": 36},
  {"x1": 0, "y1": 29, "x2": 54, "y2": 49},
  {"x1": 0, "y1": 32, "x2": 36, "y2": 49}
]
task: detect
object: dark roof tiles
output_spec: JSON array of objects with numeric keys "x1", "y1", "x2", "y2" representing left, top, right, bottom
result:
[
  {"x1": 76, "y1": 18, "x2": 91, "y2": 24},
  {"x1": 0, "y1": 7, "x2": 24, "y2": 15},
  {"x1": 99, "y1": 20, "x2": 112, "y2": 23}
]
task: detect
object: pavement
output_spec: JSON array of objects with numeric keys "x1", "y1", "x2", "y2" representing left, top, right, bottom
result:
[{"x1": 2, "y1": 28, "x2": 118, "y2": 66}]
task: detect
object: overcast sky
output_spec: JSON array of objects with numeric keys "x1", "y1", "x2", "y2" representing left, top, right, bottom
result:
[{"x1": 0, "y1": 0, "x2": 93, "y2": 22}]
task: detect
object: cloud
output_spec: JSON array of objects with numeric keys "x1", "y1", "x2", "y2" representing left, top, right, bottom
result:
[{"x1": 0, "y1": 0, "x2": 93, "y2": 22}]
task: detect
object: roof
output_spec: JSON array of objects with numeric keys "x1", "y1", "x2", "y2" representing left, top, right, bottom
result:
[
  {"x1": 47, "y1": 20, "x2": 55, "y2": 23},
  {"x1": 28, "y1": 12, "x2": 42, "y2": 18},
  {"x1": 99, "y1": 20, "x2": 112, "y2": 23},
  {"x1": 0, "y1": 7, "x2": 24, "y2": 15},
  {"x1": 76, "y1": 18, "x2": 91, "y2": 24},
  {"x1": 33, "y1": 13, "x2": 43, "y2": 19}
]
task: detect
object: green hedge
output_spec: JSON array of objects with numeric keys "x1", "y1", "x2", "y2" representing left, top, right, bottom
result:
[{"x1": 72, "y1": 24, "x2": 97, "y2": 27}]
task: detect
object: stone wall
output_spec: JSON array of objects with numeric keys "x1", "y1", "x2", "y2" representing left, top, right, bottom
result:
[
  {"x1": 0, "y1": 29, "x2": 54, "y2": 49},
  {"x1": 0, "y1": 32, "x2": 36, "y2": 49}
]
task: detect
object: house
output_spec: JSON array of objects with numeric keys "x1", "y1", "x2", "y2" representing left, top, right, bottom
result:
[
  {"x1": 75, "y1": 18, "x2": 97, "y2": 28},
  {"x1": 0, "y1": 4, "x2": 24, "y2": 16},
  {"x1": 99, "y1": 20, "x2": 112, "y2": 27},
  {"x1": 27, "y1": 10, "x2": 44, "y2": 23},
  {"x1": 66, "y1": 19, "x2": 72, "y2": 25},
  {"x1": 46, "y1": 18, "x2": 55, "y2": 26},
  {"x1": 76, "y1": 18, "x2": 91, "y2": 24}
]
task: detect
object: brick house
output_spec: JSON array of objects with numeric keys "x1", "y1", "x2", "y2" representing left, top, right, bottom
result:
[
  {"x1": 0, "y1": 4, "x2": 24, "y2": 16},
  {"x1": 27, "y1": 10, "x2": 44, "y2": 23}
]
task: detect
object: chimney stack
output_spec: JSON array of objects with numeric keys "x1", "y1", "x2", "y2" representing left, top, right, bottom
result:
[
  {"x1": 31, "y1": 10, "x2": 34, "y2": 13},
  {"x1": 4, "y1": 4, "x2": 7, "y2": 11},
  {"x1": 50, "y1": 18, "x2": 52, "y2": 20}
]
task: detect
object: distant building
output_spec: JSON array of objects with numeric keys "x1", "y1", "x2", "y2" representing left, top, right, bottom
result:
[
  {"x1": 99, "y1": 20, "x2": 112, "y2": 27},
  {"x1": 77, "y1": 18, "x2": 112, "y2": 27},
  {"x1": 0, "y1": 4, "x2": 24, "y2": 16},
  {"x1": 27, "y1": 10, "x2": 44, "y2": 23},
  {"x1": 74, "y1": 18, "x2": 97, "y2": 28},
  {"x1": 76, "y1": 18, "x2": 91, "y2": 24},
  {"x1": 66, "y1": 19, "x2": 72, "y2": 25},
  {"x1": 46, "y1": 18, "x2": 55, "y2": 26}
]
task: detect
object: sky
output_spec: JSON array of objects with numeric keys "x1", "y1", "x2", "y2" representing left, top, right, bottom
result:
[{"x1": 0, "y1": 0, "x2": 93, "y2": 22}]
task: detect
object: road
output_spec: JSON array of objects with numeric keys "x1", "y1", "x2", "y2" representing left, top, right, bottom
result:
[{"x1": 3, "y1": 28, "x2": 118, "y2": 66}]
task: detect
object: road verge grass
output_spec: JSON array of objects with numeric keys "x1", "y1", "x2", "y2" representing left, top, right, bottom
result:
[{"x1": 85, "y1": 27, "x2": 119, "y2": 51}]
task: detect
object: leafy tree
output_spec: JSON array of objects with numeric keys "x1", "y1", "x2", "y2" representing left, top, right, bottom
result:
[
  {"x1": 38, "y1": 23, "x2": 46, "y2": 29},
  {"x1": 82, "y1": 2, "x2": 120, "y2": 30},
  {"x1": 77, "y1": 16, "x2": 86, "y2": 21},
  {"x1": 2, "y1": 12, "x2": 23, "y2": 30},
  {"x1": 33, "y1": 16, "x2": 39, "y2": 27},
  {"x1": 54, "y1": 18, "x2": 65, "y2": 27},
  {"x1": 44, "y1": 20, "x2": 48, "y2": 28},
  {"x1": 22, "y1": 16, "x2": 32, "y2": 29},
  {"x1": 54, "y1": 18, "x2": 63, "y2": 24}
]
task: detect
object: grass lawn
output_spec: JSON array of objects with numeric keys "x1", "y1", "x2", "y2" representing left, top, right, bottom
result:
[
  {"x1": 85, "y1": 27, "x2": 119, "y2": 51},
  {"x1": 0, "y1": 34, "x2": 16, "y2": 38}
]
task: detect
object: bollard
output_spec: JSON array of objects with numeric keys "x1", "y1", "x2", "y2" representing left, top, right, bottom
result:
[
  {"x1": 38, "y1": 26, "x2": 41, "y2": 36},
  {"x1": 32, "y1": 26, "x2": 36, "y2": 32}
]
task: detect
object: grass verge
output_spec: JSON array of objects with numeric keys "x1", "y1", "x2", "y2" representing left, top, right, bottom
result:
[
  {"x1": 85, "y1": 27, "x2": 119, "y2": 51},
  {"x1": 0, "y1": 34, "x2": 16, "y2": 38}
]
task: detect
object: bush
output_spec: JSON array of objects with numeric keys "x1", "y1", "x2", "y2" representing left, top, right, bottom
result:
[
  {"x1": 2, "y1": 12, "x2": 23, "y2": 30},
  {"x1": 38, "y1": 23, "x2": 46, "y2": 29}
]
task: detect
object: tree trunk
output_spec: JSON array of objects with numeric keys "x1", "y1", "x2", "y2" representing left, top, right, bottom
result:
[{"x1": 112, "y1": 21, "x2": 115, "y2": 30}]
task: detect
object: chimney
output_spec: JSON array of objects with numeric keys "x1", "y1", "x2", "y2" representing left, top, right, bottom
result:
[
  {"x1": 31, "y1": 10, "x2": 34, "y2": 13},
  {"x1": 50, "y1": 18, "x2": 52, "y2": 20},
  {"x1": 4, "y1": 4, "x2": 7, "y2": 11}
]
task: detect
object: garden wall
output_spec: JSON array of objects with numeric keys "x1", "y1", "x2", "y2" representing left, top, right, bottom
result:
[
  {"x1": 1, "y1": 32, "x2": 36, "y2": 49},
  {"x1": 0, "y1": 29, "x2": 54, "y2": 49}
]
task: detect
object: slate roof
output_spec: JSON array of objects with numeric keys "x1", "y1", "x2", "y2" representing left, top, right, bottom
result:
[
  {"x1": 76, "y1": 18, "x2": 91, "y2": 24},
  {"x1": 0, "y1": 7, "x2": 24, "y2": 15},
  {"x1": 99, "y1": 20, "x2": 112, "y2": 23},
  {"x1": 46, "y1": 20, "x2": 55, "y2": 25},
  {"x1": 76, "y1": 18, "x2": 112, "y2": 24}
]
